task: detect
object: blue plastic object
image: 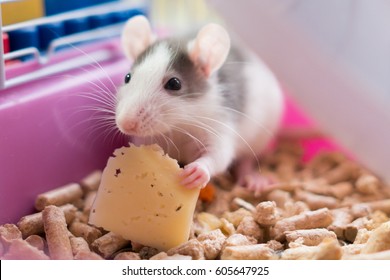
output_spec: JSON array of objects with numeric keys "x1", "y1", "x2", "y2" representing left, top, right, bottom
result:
[
  {"x1": 8, "y1": 26, "x2": 40, "y2": 51},
  {"x1": 44, "y1": 0, "x2": 118, "y2": 16},
  {"x1": 88, "y1": 13, "x2": 114, "y2": 29},
  {"x1": 111, "y1": 8, "x2": 146, "y2": 23},
  {"x1": 38, "y1": 21, "x2": 65, "y2": 51},
  {"x1": 64, "y1": 17, "x2": 90, "y2": 35}
]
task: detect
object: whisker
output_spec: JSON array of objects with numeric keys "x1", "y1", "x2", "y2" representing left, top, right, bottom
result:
[
  {"x1": 162, "y1": 101, "x2": 274, "y2": 137},
  {"x1": 157, "y1": 128, "x2": 181, "y2": 158},
  {"x1": 63, "y1": 41, "x2": 118, "y2": 92},
  {"x1": 169, "y1": 124, "x2": 209, "y2": 155},
  {"x1": 72, "y1": 88, "x2": 116, "y2": 108},
  {"x1": 196, "y1": 115, "x2": 261, "y2": 168},
  {"x1": 76, "y1": 104, "x2": 115, "y2": 115}
]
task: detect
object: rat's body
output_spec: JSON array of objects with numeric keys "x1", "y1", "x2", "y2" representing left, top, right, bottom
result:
[{"x1": 116, "y1": 16, "x2": 284, "y2": 191}]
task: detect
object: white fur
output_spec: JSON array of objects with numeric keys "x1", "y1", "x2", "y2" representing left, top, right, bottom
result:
[{"x1": 116, "y1": 42, "x2": 171, "y2": 134}]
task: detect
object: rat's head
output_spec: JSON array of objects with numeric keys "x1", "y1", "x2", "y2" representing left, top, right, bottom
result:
[{"x1": 115, "y1": 16, "x2": 230, "y2": 137}]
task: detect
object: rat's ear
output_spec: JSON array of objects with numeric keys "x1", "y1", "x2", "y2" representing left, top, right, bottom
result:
[
  {"x1": 121, "y1": 15, "x2": 156, "y2": 60},
  {"x1": 188, "y1": 23, "x2": 230, "y2": 77}
]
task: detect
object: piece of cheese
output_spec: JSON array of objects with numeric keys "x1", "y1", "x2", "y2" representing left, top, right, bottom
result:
[{"x1": 89, "y1": 144, "x2": 200, "y2": 251}]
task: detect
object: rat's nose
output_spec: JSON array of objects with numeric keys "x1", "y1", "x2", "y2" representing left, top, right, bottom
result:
[{"x1": 117, "y1": 118, "x2": 139, "y2": 135}]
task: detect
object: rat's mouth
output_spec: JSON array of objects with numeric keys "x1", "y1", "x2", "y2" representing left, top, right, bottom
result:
[
  {"x1": 116, "y1": 118, "x2": 164, "y2": 138},
  {"x1": 116, "y1": 105, "x2": 173, "y2": 138}
]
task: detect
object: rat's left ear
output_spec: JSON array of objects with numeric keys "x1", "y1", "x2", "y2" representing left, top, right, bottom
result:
[
  {"x1": 187, "y1": 23, "x2": 230, "y2": 77},
  {"x1": 121, "y1": 15, "x2": 156, "y2": 61}
]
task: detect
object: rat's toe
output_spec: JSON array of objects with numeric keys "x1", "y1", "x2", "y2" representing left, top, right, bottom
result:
[{"x1": 181, "y1": 162, "x2": 210, "y2": 189}]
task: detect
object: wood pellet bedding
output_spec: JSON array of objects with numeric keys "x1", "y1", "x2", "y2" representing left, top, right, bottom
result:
[{"x1": 1, "y1": 138, "x2": 390, "y2": 260}]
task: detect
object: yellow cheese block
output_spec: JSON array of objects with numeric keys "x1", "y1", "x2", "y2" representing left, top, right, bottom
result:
[{"x1": 89, "y1": 144, "x2": 200, "y2": 251}]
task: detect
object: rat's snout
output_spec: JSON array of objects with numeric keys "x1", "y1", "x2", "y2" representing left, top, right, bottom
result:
[
  {"x1": 116, "y1": 117, "x2": 139, "y2": 135},
  {"x1": 116, "y1": 105, "x2": 149, "y2": 136}
]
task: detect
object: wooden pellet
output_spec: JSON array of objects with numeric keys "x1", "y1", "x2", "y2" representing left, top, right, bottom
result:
[
  {"x1": 167, "y1": 239, "x2": 205, "y2": 260},
  {"x1": 275, "y1": 161, "x2": 297, "y2": 181},
  {"x1": 91, "y1": 231, "x2": 131, "y2": 259},
  {"x1": 231, "y1": 197, "x2": 256, "y2": 212},
  {"x1": 328, "y1": 208, "x2": 353, "y2": 239},
  {"x1": 35, "y1": 183, "x2": 83, "y2": 211},
  {"x1": 219, "y1": 218, "x2": 235, "y2": 236},
  {"x1": 353, "y1": 199, "x2": 390, "y2": 216},
  {"x1": 83, "y1": 191, "x2": 97, "y2": 215},
  {"x1": 17, "y1": 203, "x2": 77, "y2": 238},
  {"x1": 283, "y1": 201, "x2": 310, "y2": 217},
  {"x1": 322, "y1": 162, "x2": 360, "y2": 184},
  {"x1": 341, "y1": 243, "x2": 365, "y2": 256},
  {"x1": 302, "y1": 180, "x2": 329, "y2": 195},
  {"x1": 139, "y1": 246, "x2": 159, "y2": 259},
  {"x1": 353, "y1": 228, "x2": 371, "y2": 244},
  {"x1": 17, "y1": 212, "x2": 45, "y2": 238},
  {"x1": 222, "y1": 234, "x2": 257, "y2": 252},
  {"x1": 344, "y1": 217, "x2": 369, "y2": 243},
  {"x1": 253, "y1": 201, "x2": 279, "y2": 226},
  {"x1": 221, "y1": 244, "x2": 276, "y2": 260},
  {"x1": 74, "y1": 210, "x2": 89, "y2": 224},
  {"x1": 42, "y1": 205, "x2": 73, "y2": 260},
  {"x1": 281, "y1": 238, "x2": 341, "y2": 260},
  {"x1": 114, "y1": 251, "x2": 141, "y2": 260},
  {"x1": 80, "y1": 170, "x2": 102, "y2": 192},
  {"x1": 236, "y1": 216, "x2": 264, "y2": 242},
  {"x1": 150, "y1": 252, "x2": 192, "y2": 260},
  {"x1": 69, "y1": 235, "x2": 104, "y2": 259},
  {"x1": 70, "y1": 236, "x2": 90, "y2": 255},
  {"x1": 196, "y1": 212, "x2": 223, "y2": 233},
  {"x1": 355, "y1": 174, "x2": 380, "y2": 195},
  {"x1": 197, "y1": 229, "x2": 226, "y2": 260},
  {"x1": 266, "y1": 189, "x2": 292, "y2": 208},
  {"x1": 361, "y1": 221, "x2": 390, "y2": 254},
  {"x1": 25, "y1": 235, "x2": 45, "y2": 251},
  {"x1": 328, "y1": 182, "x2": 354, "y2": 199},
  {"x1": 343, "y1": 249, "x2": 390, "y2": 260},
  {"x1": 74, "y1": 250, "x2": 105, "y2": 260},
  {"x1": 306, "y1": 151, "x2": 345, "y2": 176},
  {"x1": 350, "y1": 203, "x2": 372, "y2": 219},
  {"x1": 0, "y1": 224, "x2": 22, "y2": 247},
  {"x1": 271, "y1": 208, "x2": 333, "y2": 241},
  {"x1": 294, "y1": 190, "x2": 338, "y2": 210},
  {"x1": 222, "y1": 208, "x2": 252, "y2": 228},
  {"x1": 285, "y1": 228, "x2": 337, "y2": 246},
  {"x1": 266, "y1": 181, "x2": 304, "y2": 193},
  {"x1": 69, "y1": 221, "x2": 102, "y2": 245}
]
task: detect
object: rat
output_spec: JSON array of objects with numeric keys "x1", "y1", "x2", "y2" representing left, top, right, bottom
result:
[{"x1": 115, "y1": 15, "x2": 284, "y2": 193}]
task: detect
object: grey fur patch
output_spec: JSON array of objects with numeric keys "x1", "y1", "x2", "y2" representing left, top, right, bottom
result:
[
  {"x1": 165, "y1": 38, "x2": 209, "y2": 98},
  {"x1": 131, "y1": 39, "x2": 209, "y2": 98},
  {"x1": 131, "y1": 42, "x2": 160, "y2": 69},
  {"x1": 217, "y1": 45, "x2": 247, "y2": 118}
]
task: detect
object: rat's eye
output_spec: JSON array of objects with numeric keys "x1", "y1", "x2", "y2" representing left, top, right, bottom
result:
[
  {"x1": 124, "y1": 73, "x2": 131, "y2": 84},
  {"x1": 164, "y1": 77, "x2": 181, "y2": 91}
]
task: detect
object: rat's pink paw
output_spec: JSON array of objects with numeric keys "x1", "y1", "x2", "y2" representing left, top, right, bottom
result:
[
  {"x1": 240, "y1": 172, "x2": 274, "y2": 197},
  {"x1": 181, "y1": 162, "x2": 210, "y2": 189}
]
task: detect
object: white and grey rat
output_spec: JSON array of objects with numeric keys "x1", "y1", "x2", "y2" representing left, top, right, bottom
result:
[{"x1": 115, "y1": 15, "x2": 284, "y2": 192}]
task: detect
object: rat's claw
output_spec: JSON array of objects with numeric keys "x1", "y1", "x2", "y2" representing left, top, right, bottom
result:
[{"x1": 181, "y1": 162, "x2": 210, "y2": 189}]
